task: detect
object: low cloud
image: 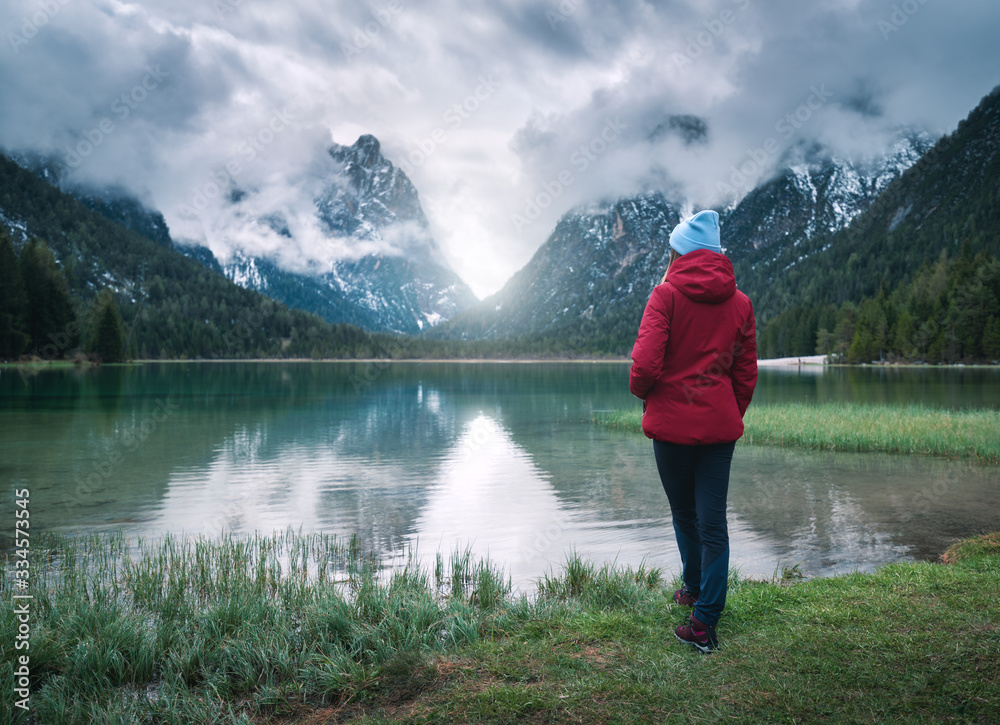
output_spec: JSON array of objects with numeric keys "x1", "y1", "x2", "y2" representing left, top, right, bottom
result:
[{"x1": 1, "y1": 0, "x2": 998, "y2": 298}]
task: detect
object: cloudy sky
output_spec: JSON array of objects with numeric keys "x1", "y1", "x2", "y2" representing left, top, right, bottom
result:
[{"x1": 2, "y1": 0, "x2": 999, "y2": 297}]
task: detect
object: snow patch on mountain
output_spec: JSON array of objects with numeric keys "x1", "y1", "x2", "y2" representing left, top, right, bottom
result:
[
  {"x1": 0, "y1": 208, "x2": 28, "y2": 241},
  {"x1": 214, "y1": 134, "x2": 477, "y2": 334},
  {"x1": 225, "y1": 252, "x2": 267, "y2": 290},
  {"x1": 723, "y1": 132, "x2": 938, "y2": 269},
  {"x1": 434, "y1": 192, "x2": 682, "y2": 341}
]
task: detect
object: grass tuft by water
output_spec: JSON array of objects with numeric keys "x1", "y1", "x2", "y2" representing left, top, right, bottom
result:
[
  {"x1": 0, "y1": 530, "x2": 523, "y2": 723},
  {"x1": 941, "y1": 531, "x2": 1000, "y2": 564},
  {"x1": 539, "y1": 553, "x2": 662, "y2": 609},
  {"x1": 595, "y1": 402, "x2": 1000, "y2": 463},
  {"x1": 3, "y1": 530, "x2": 998, "y2": 723}
]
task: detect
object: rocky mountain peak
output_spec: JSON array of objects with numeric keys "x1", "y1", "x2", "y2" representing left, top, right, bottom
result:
[
  {"x1": 355, "y1": 132, "x2": 381, "y2": 154},
  {"x1": 323, "y1": 135, "x2": 429, "y2": 242},
  {"x1": 432, "y1": 191, "x2": 681, "y2": 343},
  {"x1": 214, "y1": 132, "x2": 478, "y2": 334},
  {"x1": 330, "y1": 134, "x2": 386, "y2": 180},
  {"x1": 721, "y1": 131, "x2": 936, "y2": 263}
]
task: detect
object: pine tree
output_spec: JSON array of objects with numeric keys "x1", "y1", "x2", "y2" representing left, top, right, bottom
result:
[
  {"x1": 892, "y1": 309, "x2": 917, "y2": 360},
  {"x1": 0, "y1": 230, "x2": 30, "y2": 359},
  {"x1": 984, "y1": 316, "x2": 1000, "y2": 362},
  {"x1": 90, "y1": 289, "x2": 125, "y2": 363},
  {"x1": 18, "y1": 238, "x2": 77, "y2": 356},
  {"x1": 832, "y1": 303, "x2": 858, "y2": 361},
  {"x1": 815, "y1": 327, "x2": 834, "y2": 357},
  {"x1": 848, "y1": 329, "x2": 873, "y2": 364}
]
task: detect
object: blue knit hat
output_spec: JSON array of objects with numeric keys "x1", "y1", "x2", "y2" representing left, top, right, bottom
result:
[{"x1": 669, "y1": 210, "x2": 721, "y2": 255}]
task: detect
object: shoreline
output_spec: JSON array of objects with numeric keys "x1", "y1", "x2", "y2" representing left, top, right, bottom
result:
[
  {"x1": 3, "y1": 530, "x2": 997, "y2": 723},
  {"x1": 4, "y1": 357, "x2": 999, "y2": 368},
  {"x1": 2, "y1": 357, "x2": 634, "y2": 366},
  {"x1": 596, "y1": 403, "x2": 1000, "y2": 464},
  {"x1": 130, "y1": 357, "x2": 633, "y2": 364},
  {"x1": 756, "y1": 354, "x2": 827, "y2": 366}
]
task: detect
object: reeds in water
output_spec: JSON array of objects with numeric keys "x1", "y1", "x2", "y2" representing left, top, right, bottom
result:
[
  {"x1": 0, "y1": 529, "x2": 522, "y2": 723},
  {"x1": 595, "y1": 402, "x2": 1000, "y2": 463}
]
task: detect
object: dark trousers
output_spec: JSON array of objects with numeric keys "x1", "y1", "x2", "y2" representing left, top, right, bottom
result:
[{"x1": 653, "y1": 439, "x2": 736, "y2": 627}]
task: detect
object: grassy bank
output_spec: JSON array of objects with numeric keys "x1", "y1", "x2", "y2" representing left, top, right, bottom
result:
[
  {"x1": 0, "y1": 360, "x2": 85, "y2": 370},
  {"x1": 3, "y1": 531, "x2": 999, "y2": 723},
  {"x1": 596, "y1": 402, "x2": 1000, "y2": 463},
  {"x1": 1, "y1": 530, "x2": 521, "y2": 724}
]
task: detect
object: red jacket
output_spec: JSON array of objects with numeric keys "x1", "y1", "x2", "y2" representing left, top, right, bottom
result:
[{"x1": 629, "y1": 249, "x2": 757, "y2": 445}]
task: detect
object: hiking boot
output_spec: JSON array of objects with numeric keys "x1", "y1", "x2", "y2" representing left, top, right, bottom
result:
[
  {"x1": 673, "y1": 585, "x2": 699, "y2": 607},
  {"x1": 675, "y1": 615, "x2": 718, "y2": 654}
]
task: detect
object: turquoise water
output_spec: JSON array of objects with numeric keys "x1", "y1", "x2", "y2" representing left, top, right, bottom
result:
[{"x1": 2, "y1": 362, "x2": 998, "y2": 589}]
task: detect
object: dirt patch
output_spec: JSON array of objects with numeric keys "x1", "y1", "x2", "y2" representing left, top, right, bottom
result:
[
  {"x1": 941, "y1": 532, "x2": 1000, "y2": 564},
  {"x1": 567, "y1": 645, "x2": 614, "y2": 666},
  {"x1": 263, "y1": 655, "x2": 484, "y2": 724}
]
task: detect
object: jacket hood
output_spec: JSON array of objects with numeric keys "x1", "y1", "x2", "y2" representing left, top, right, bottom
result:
[{"x1": 664, "y1": 248, "x2": 736, "y2": 302}]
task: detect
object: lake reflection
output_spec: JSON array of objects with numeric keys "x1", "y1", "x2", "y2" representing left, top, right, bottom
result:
[{"x1": 1, "y1": 362, "x2": 998, "y2": 591}]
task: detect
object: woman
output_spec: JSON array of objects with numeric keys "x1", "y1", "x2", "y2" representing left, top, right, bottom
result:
[{"x1": 629, "y1": 209, "x2": 757, "y2": 653}]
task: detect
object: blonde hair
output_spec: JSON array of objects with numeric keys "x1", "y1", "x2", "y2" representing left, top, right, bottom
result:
[{"x1": 660, "y1": 249, "x2": 681, "y2": 284}]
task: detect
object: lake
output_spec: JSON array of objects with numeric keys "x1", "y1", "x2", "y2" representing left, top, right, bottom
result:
[{"x1": 2, "y1": 361, "x2": 998, "y2": 590}]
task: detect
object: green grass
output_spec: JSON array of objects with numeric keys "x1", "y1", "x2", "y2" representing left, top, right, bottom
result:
[
  {"x1": 370, "y1": 551, "x2": 1000, "y2": 724},
  {"x1": 3, "y1": 530, "x2": 999, "y2": 723},
  {"x1": 0, "y1": 530, "x2": 519, "y2": 724},
  {"x1": 0, "y1": 360, "x2": 82, "y2": 370},
  {"x1": 595, "y1": 402, "x2": 1000, "y2": 463}
]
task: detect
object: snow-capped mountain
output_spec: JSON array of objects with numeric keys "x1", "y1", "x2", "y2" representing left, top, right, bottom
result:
[
  {"x1": 16, "y1": 133, "x2": 477, "y2": 335},
  {"x1": 433, "y1": 192, "x2": 682, "y2": 346},
  {"x1": 722, "y1": 133, "x2": 935, "y2": 268},
  {"x1": 219, "y1": 134, "x2": 477, "y2": 334},
  {"x1": 437, "y1": 133, "x2": 935, "y2": 349},
  {"x1": 744, "y1": 85, "x2": 1000, "y2": 330}
]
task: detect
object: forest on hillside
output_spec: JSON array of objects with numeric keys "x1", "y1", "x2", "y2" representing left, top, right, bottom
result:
[
  {"x1": 758, "y1": 246, "x2": 1000, "y2": 363},
  {"x1": 5, "y1": 221, "x2": 999, "y2": 365},
  {"x1": 3, "y1": 78, "x2": 999, "y2": 367},
  {"x1": 0, "y1": 154, "x2": 425, "y2": 364},
  {"x1": 0, "y1": 227, "x2": 622, "y2": 363}
]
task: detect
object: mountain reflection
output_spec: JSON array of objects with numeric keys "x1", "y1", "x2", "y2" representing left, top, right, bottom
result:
[
  {"x1": 4, "y1": 363, "x2": 997, "y2": 586},
  {"x1": 407, "y1": 414, "x2": 573, "y2": 588},
  {"x1": 407, "y1": 413, "x2": 806, "y2": 591},
  {"x1": 728, "y1": 445, "x2": 1000, "y2": 572}
]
